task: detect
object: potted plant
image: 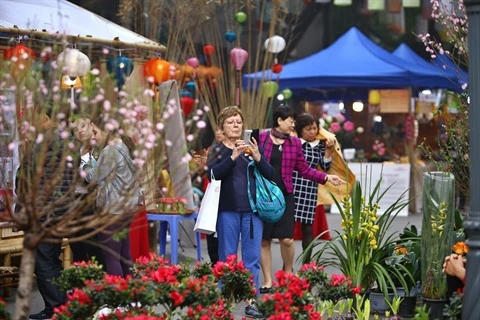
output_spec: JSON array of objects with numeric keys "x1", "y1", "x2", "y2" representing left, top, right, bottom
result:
[
  {"x1": 53, "y1": 254, "x2": 256, "y2": 319},
  {"x1": 384, "y1": 226, "x2": 421, "y2": 318},
  {"x1": 421, "y1": 172, "x2": 455, "y2": 319},
  {"x1": 308, "y1": 174, "x2": 410, "y2": 301}
]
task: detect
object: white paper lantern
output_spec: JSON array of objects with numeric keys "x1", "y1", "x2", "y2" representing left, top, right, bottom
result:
[
  {"x1": 57, "y1": 48, "x2": 91, "y2": 78},
  {"x1": 403, "y1": 0, "x2": 420, "y2": 7},
  {"x1": 368, "y1": 0, "x2": 385, "y2": 10},
  {"x1": 333, "y1": 0, "x2": 352, "y2": 6},
  {"x1": 352, "y1": 101, "x2": 364, "y2": 112},
  {"x1": 264, "y1": 35, "x2": 286, "y2": 54}
]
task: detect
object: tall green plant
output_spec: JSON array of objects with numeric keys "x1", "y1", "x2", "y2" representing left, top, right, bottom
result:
[
  {"x1": 309, "y1": 172, "x2": 410, "y2": 297},
  {"x1": 421, "y1": 171, "x2": 455, "y2": 300}
]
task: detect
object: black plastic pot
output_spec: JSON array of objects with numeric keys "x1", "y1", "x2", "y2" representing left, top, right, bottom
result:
[
  {"x1": 399, "y1": 296, "x2": 417, "y2": 318},
  {"x1": 423, "y1": 298, "x2": 447, "y2": 320}
]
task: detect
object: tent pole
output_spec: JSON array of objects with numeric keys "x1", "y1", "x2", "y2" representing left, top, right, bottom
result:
[{"x1": 0, "y1": 27, "x2": 166, "y2": 52}]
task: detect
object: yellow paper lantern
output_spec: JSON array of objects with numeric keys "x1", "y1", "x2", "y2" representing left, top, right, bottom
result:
[
  {"x1": 334, "y1": 0, "x2": 352, "y2": 5},
  {"x1": 403, "y1": 0, "x2": 420, "y2": 7},
  {"x1": 368, "y1": 90, "x2": 381, "y2": 105},
  {"x1": 368, "y1": 0, "x2": 385, "y2": 10},
  {"x1": 61, "y1": 75, "x2": 83, "y2": 90}
]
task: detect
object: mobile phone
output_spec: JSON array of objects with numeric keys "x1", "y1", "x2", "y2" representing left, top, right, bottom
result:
[
  {"x1": 251, "y1": 129, "x2": 259, "y2": 143},
  {"x1": 244, "y1": 130, "x2": 252, "y2": 146},
  {"x1": 244, "y1": 129, "x2": 260, "y2": 146}
]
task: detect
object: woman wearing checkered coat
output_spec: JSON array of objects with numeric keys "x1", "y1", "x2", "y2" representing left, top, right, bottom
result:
[
  {"x1": 292, "y1": 113, "x2": 335, "y2": 263},
  {"x1": 258, "y1": 107, "x2": 345, "y2": 293}
]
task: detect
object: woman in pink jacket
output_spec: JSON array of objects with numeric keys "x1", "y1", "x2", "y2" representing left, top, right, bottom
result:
[{"x1": 258, "y1": 106, "x2": 344, "y2": 293}]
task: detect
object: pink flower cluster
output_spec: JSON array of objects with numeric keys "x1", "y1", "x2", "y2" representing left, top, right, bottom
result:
[
  {"x1": 372, "y1": 140, "x2": 386, "y2": 157},
  {"x1": 321, "y1": 113, "x2": 355, "y2": 134}
]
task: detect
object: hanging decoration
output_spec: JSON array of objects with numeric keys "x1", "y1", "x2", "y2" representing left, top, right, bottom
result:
[
  {"x1": 225, "y1": 31, "x2": 237, "y2": 43},
  {"x1": 180, "y1": 89, "x2": 193, "y2": 98},
  {"x1": 143, "y1": 58, "x2": 171, "y2": 84},
  {"x1": 264, "y1": 36, "x2": 286, "y2": 55},
  {"x1": 368, "y1": 0, "x2": 385, "y2": 10},
  {"x1": 229, "y1": 47, "x2": 249, "y2": 106},
  {"x1": 281, "y1": 89, "x2": 293, "y2": 100},
  {"x1": 234, "y1": 12, "x2": 247, "y2": 44},
  {"x1": 61, "y1": 75, "x2": 82, "y2": 90},
  {"x1": 333, "y1": 0, "x2": 352, "y2": 5},
  {"x1": 261, "y1": 81, "x2": 279, "y2": 98},
  {"x1": 3, "y1": 43, "x2": 35, "y2": 84},
  {"x1": 203, "y1": 45, "x2": 215, "y2": 66},
  {"x1": 368, "y1": 90, "x2": 381, "y2": 105},
  {"x1": 106, "y1": 55, "x2": 134, "y2": 89},
  {"x1": 180, "y1": 96, "x2": 195, "y2": 117},
  {"x1": 186, "y1": 57, "x2": 199, "y2": 79},
  {"x1": 234, "y1": 12, "x2": 247, "y2": 24},
  {"x1": 272, "y1": 63, "x2": 283, "y2": 74},
  {"x1": 57, "y1": 48, "x2": 91, "y2": 106},
  {"x1": 185, "y1": 81, "x2": 196, "y2": 92},
  {"x1": 57, "y1": 48, "x2": 91, "y2": 78},
  {"x1": 403, "y1": 0, "x2": 420, "y2": 7}
]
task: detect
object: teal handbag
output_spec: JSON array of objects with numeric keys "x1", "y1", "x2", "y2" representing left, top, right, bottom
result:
[{"x1": 246, "y1": 160, "x2": 286, "y2": 223}]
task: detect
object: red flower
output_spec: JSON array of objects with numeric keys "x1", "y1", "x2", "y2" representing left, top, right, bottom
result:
[
  {"x1": 169, "y1": 290, "x2": 184, "y2": 306},
  {"x1": 352, "y1": 286, "x2": 362, "y2": 294}
]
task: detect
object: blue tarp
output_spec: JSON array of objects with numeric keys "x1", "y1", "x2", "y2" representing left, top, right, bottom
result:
[
  {"x1": 431, "y1": 54, "x2": 468, "y2": 88},
  {"x1": 243, "y1": 27, "x2": 462, "y2": 95},
  {"x1": 393, "y1": 43, "x2": 462, "y2": 90}
]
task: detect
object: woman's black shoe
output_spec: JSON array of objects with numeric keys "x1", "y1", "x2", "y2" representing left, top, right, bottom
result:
[{"x1": 259, "y1": 286, "x2": 272, "y2": 294}]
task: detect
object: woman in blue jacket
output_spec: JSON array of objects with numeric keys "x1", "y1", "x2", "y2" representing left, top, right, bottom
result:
[{"x1": 207, "y1": 106, "x2": 274, "y2": 319}]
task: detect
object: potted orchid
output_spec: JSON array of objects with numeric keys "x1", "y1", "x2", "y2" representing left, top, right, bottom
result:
[{"x1": 308, "y1": 172, "x2": 411, "y2": 302}]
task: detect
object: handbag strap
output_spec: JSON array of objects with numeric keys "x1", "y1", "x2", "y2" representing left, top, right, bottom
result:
[{"x1": 246, "y1": 161, "x2": 257, "y2": 213}]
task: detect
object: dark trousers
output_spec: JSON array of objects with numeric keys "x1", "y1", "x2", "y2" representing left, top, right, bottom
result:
[
  {"x1": 35, "y1": 242, "x2": 66, "y2": 313},
  {"x1": 97, "y1": 221, "x2": 132, "y2": 277},
  {"x1": 69, "y1": 235, "x2": 104, "y2": 265},
  {"x1": 301, "y1": 223, "x2": 314, "y2": 263},
  {"x1": 206, "y1": 233, "x2": 219, "y2": 266},
  {"x1": 70, "y1": 196, "x2": 105, "y2": 265}
]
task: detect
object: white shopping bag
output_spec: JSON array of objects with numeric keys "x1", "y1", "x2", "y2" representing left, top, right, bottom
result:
[{"x1": 193, "y1": 173, "x2": 221, "y2": 235}]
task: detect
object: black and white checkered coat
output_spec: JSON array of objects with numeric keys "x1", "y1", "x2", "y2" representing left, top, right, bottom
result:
[{"x1": 293, "y1": 140, "x2": 331, "y2": 224}]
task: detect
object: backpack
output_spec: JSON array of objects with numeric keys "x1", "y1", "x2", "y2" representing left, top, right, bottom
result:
[{"x1": 246, "y1": 160, "x2": 286, "y2": 223}]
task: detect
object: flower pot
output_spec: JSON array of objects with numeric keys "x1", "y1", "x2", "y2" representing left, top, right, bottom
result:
[
  {"x1": 423, "y1": 298, "x2": 447, "y2": 320},
  {"x1": 399, "y1": 296, "x2": 417, "y2": 318},
  {"x1": 369, "y1": 291, "x2": 394, "y2": 313}
]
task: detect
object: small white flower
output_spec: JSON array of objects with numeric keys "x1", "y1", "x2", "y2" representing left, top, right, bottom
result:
[{"x1": 197, "y1": 120, "x2": 206, "y2": 129}]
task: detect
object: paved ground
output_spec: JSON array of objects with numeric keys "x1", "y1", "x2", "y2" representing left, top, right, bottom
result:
[{"x1": 4, "y1": 212, "x2": 423, "y2": 319}]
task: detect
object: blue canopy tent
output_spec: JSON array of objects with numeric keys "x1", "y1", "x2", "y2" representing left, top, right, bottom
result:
[
  {"x1": 243, "y1": 27, "x2": 461, "y2": 99},
  {"x1": 393, "y1": 43, "x2": 462, "y2": 90},
  {"x1": 431, "y1": 54, "x2": 468, "y2": 88}
]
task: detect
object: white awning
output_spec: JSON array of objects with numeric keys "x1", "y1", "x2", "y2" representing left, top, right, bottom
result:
[{"x1": 0, "y1": 0, "x2": 156, "y2": 45}]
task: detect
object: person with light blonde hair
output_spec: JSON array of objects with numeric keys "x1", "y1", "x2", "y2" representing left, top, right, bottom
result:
[{"x1": 207, "y1": 106, "x2": 275, "y2": 318}]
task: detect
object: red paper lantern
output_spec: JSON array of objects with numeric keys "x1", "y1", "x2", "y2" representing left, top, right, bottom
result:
[
  {"x1": 143, "y1": 58, "x2": 171, "y2": 83},
  {"x1": 272, "y1": 63, "x2": 283, "y2": 74},
  {"x1": 3, "y1": 44, "x2": 35, "y2": 83},
  {"x1": 203, "y1": 45, "x2": 215, "y2": 56},
  {"x1": 180, "y1": 96, "x2": 195, "y2": 117}
]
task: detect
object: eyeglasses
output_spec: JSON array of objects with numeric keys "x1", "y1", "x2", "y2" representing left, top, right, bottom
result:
[{"x1": 224, "y1": 120, "x2": 243, "y2": 126}]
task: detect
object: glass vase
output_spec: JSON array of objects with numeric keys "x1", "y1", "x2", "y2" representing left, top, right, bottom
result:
[{"x1": 421, "y1": 172, "x2": 455, "y2": 300}]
